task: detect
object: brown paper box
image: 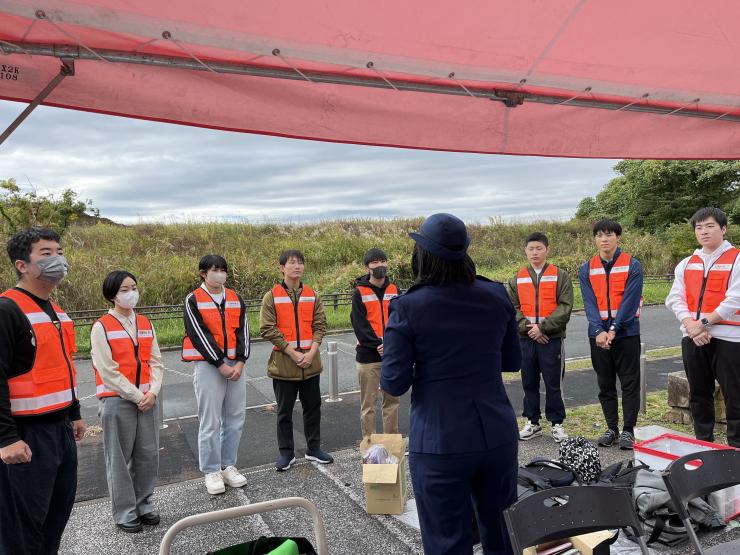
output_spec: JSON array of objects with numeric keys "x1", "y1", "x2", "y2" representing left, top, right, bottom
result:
[{"x1": 362, "y1": 433, "x2": 407, "y2": 515}]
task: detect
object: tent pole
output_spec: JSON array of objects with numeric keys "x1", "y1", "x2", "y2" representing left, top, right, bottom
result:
[{"x1": 0, "y1": 58, "x2": 74, "y2": 147}]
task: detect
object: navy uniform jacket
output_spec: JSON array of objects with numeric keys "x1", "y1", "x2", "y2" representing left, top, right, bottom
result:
[{"x1": 380, "y1": 276, "x2": 521, "y2": 454}]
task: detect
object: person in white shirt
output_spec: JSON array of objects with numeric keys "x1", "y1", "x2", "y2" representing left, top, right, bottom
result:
[
  {"x1": 90, "y1": 271, "x2": 164, "y2": 532},
  {"x1": 665, "y1": 207, "x2": 740, "y2": 447}
]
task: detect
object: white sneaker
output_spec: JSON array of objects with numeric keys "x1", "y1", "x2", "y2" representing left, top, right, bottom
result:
[
  {"x1": 221, "y1": 466, "x2": 247, "y2": 488},
  {"x1": 204, "y1": 471, "x2": 226, "y2": 495},
  {"x1": 519, "y1": 420, "x2": 542, "y2": 440},
  {"x1": 551, "y1": 423, "x2": 569, "y2": 443}
]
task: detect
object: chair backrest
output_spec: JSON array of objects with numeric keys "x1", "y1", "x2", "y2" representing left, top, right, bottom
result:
[
  {"x1": 504, "y1": 485, "x2": 649, "y2": 555},
  {"x1": 662, "y1": 449, "x2": 740, "y2": 520}
]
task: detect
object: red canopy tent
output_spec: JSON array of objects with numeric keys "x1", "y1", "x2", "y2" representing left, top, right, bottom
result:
[{"x1": 1, "y1": 0, "x2": 739, "y2": 158}]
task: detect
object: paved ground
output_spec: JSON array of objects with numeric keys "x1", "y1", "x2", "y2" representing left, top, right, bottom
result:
[
  {"x1": 62, "y1": 429, "x2": 739, "y2": 555},
  {"x1": 74, "y1": 353, "x2": 684, "y2": 502}
]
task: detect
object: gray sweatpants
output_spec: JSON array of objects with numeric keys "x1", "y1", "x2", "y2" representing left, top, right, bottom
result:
[{"x1": 99, "y1": 396, "x2": 159, "y2": 524}]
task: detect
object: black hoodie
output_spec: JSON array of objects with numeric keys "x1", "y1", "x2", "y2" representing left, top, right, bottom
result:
[{"x1": 350, "y1": 274, "x2": 394, "y2": 363}]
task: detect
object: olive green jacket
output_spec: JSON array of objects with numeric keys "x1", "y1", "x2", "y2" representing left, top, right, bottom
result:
[
  {"x1": 506, "y1": 264, "x2": 574, "y2": 338},
  {"x1": 259, "y1": 282, "x2": 327, "y2": 380}
]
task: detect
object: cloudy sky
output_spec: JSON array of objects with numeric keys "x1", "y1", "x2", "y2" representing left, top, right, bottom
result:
[{"x1": 0, "y1": 99, "x2": 617, "y2": 224}]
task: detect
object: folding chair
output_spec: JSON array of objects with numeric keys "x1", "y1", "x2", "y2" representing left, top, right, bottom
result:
[
  {"x1": 158, "y1": 497, "x2": 328, "y2": 555},
  {"x1": 662, "y1": 449, "x2": 740, "y2": 555},
  {"x1": 504, "y1": 485, "x2": 650, "y2": 555}
]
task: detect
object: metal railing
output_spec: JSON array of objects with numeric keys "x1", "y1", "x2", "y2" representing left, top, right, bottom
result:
[{"x1": 66, "y1": 275, "x2": 674, "y2": 326}]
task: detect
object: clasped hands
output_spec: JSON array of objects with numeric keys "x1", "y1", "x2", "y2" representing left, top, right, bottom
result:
[{"x1": 683, "y1": 318, "x2": 712, "y2": 347}]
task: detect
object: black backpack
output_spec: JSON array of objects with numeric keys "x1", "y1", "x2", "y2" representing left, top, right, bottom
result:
[
  {"x1": 517, "y1": 458, "x2": 578, "y2": 501},
  {"x1": 597, "y1": 459, "x2": 649, "y2": 488}
]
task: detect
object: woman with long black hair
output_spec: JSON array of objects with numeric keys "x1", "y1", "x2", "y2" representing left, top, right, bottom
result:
[{"x1": 381, "y1": 213, "x2": 521, "y2": 555}]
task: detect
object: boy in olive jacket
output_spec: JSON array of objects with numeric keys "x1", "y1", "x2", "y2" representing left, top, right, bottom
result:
[
  {"x1": 506, "y1": 232, "x2": 573, "y2": 443},
  {"x1": 259, "y1": 249, "x2": 332, "y2": 472}
]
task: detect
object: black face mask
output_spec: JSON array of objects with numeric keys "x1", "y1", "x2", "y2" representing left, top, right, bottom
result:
[{"x1": 371, "y1": 266, "x2": 387, "y2": 279}]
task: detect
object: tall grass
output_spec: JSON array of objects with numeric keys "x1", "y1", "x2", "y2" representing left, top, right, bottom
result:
[{"x1": 0, "y1": 218, "x2": 683, "y2": 312}]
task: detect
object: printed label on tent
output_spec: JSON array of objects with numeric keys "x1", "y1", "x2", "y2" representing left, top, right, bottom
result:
[{"x1": 1, "y1": 64, "x2": 20, "y2": 81}]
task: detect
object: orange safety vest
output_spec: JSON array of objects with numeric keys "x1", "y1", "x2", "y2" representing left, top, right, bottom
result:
[
  {"x1": 0, "y1": 288, "x2": 77, "y2": 416},
  {"x1": 357, "y1": 283, "x2": 399, "y2": 341},
  {"x1": 516, "y1": 264, "x2": 559, "y2": 323},
  {"x1": 684, "y1": 246, "x2": 740, "y2": 326},
  {"x1": 272, "y1": 284, "x2": 315, "y2": 351},
  {"x1": 182, "y1": 287, "x2": 241, "y2": 361},
  {"x1": 93, "y1": 313, "x2": 154, "y2": 398},
  {"x1": 588, "y1": 252, "x2": 642, "y2": 321}
]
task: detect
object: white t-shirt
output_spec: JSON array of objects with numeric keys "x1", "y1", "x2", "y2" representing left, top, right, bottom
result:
[{"x1": 200, "y1": 283, "x2": 225, "y2": 305}]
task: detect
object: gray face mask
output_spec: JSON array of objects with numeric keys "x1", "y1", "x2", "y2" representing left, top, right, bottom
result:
[{"x1": 34, "y1": 255, "x2": 70, "y2": 284}]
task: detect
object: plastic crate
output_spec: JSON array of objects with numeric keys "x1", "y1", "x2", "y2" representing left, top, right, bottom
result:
[{"x1": 634, "y1": 433, "x2": 739, "y2": 522}]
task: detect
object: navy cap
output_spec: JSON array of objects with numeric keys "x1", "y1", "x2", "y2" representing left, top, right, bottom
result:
[{"x1": 409, "y1": 213, "x2": 471, "y2": 260}]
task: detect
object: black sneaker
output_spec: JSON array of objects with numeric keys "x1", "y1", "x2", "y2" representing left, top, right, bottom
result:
[
  {"x1": 275, "y1": 454, "x2": 296, "y2": 472},
  {"x1": 305, "y1": 448, "x2": 334, "y2": 464},
  {"x1": 619, "y1": 431, "x2": 635, "y2": 450},
  {"x1": 597, "y1": 429, "x2": 618, "y2": 447}
]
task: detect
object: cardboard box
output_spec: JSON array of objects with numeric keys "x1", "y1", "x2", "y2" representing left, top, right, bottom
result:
[
  {"x1": 569, "y1": 530, "x2": 617, "y2": 555},
  {"x1": 362, "y1": 434, "x2": 407, "y2": 515},
  {"x1": 521, "y1": 530, "x2": 616, "y2": 555}
]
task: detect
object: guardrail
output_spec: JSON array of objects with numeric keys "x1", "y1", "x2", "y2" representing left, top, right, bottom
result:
[{"x1": 66, "y1": 274, "x2": 674, "y2": 326}]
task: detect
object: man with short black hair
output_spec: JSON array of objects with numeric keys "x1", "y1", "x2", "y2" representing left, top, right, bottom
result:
[
  {"x1": 351, "y1": 248, "x2": 400, "y2": 444},
  {"x1": 259, "y1": 249, "x2": 332, "y2": 471},
  {"x1": 579, "y1": 219, "x2": 644, "y2": 450},
  {"x1": 0, "y1": 228, "x2": 86, "y2": 554},
  {"x1": 666, "y1": 207, "x2": 740, "y2": 447},
  {"x1": 507, "y1": 232, "x2": 573, "y2": 443}
]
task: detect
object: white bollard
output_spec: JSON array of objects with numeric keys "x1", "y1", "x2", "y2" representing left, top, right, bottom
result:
[
  {"x1": 325, "y1": 341, "x2": 342, "y2": 403},
  {"x1": 158, "y1": 383, "x2": 168, "y2": 430},
  {"x1": 640, "y1": 342, "x2": 647, "y2": 414}
]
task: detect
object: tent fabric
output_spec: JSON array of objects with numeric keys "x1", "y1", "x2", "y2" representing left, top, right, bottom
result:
[{"x1": 1, "y1": 0, "x2": 739, "y2": 158}]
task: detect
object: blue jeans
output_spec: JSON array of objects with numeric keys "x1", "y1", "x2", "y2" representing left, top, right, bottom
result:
[{"x1": 193, "y1": 360, "x2": 246, "y2": 473}]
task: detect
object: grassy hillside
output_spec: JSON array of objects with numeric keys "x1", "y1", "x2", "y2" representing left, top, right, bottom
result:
[
  {"x1": 0, "y1": 218, "x2": 683, "y2": 310},
  {"x1": 0, "y1": 218, "x2": 684, "y2": 352}
]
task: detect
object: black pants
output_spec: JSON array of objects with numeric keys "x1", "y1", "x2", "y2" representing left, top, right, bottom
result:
[
  {"x1": 589, "y1": 335, "x2": 641, "y2": 432},
  {"x1": 0, "y1": 419, "x2": 77, "y2": 555},
  {"x1": 272, "y1": 376, "x2": 322, "y2": 456},
  {"x1": 520, "y1": 337, "x2": 566, "y2": 425},
  {"x1": 682, "y1": 337, "x2": 740, "y2": 448}
]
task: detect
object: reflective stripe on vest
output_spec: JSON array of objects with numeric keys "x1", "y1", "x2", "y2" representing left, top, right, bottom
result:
[
  {"x1": 181, "y1": 287, "x2": 241, "y2": 361},
  {"x1": 1, "y1": 289, "x2": 77, "y2": 416},
  {"x1": 272, "y1": 284, "x2": 315, "y2": 351},
  {"x1": 516, "y1": 265, "x2": 558, "y2": 323},
  {"x1": 93, "y1": 313, "x2": 154, "y2": 398},
  {"x1": 588, "y1": 252, "x2": 642, "y2": 321},
  {"x1": 357, "y1": 283, "x2": 399, "y2": 341},
  {"x1": 684, "y1": 247, "x2": 740, "y2": 327}
]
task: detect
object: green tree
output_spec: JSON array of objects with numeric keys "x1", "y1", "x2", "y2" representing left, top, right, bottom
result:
[
  {"x1": 575, "y1": 160, "x2": 740, "y2": 232},
  {"x1": 0, "y1": 179, "x2": 97, "y2": 235}
]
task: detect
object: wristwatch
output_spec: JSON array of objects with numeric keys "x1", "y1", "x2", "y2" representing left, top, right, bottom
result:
[{"x1": 700, "y1": 317, "x2": 711, "y2": 329}]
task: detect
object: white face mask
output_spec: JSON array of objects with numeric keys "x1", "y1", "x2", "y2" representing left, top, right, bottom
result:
[
  {"x1": 206, "y1": 270, "x2": 227, "y2": 286},
  {"x1": 115, "y1": 289, "x2": 140, "y2": 310}
]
